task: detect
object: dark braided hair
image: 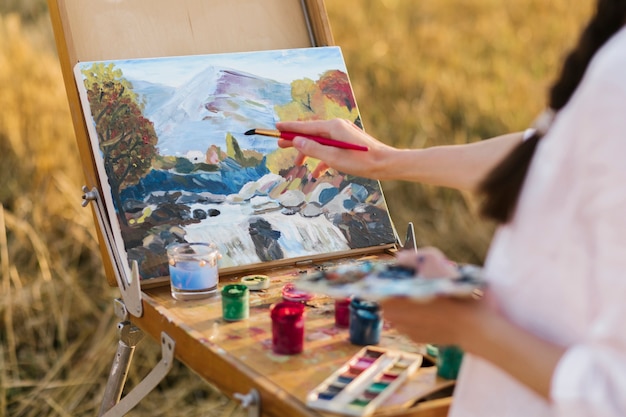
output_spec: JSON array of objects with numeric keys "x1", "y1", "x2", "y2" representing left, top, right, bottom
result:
[{"x1": 478, "y1": 0, "x2": 626, "y2": 223}]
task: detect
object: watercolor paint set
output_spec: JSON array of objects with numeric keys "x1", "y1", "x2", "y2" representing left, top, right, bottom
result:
[{"x1": 306, "y1": 347, "x2": 423, "y2": 416}]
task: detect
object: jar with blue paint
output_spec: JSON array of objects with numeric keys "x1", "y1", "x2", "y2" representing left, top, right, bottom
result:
[{"x1": 349, "y1": 298, "x2": 382, "y2": 345}]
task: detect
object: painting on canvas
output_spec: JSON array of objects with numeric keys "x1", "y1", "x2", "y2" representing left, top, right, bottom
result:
[{"x1": 74, "y1": 46, "x2": 396, "y2": 281}]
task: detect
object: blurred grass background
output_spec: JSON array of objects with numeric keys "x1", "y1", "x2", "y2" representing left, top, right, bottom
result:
[{"x1": 0, "y1": 0, "x2": 592, "y2": 415}]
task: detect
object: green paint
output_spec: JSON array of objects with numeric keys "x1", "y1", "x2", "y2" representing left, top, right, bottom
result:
[
  {"x1": 437, "y1": 345, "x2": 464, "y2": 380},
  {"x1": 221, "y1": 284, "x2": 249, "y2": 321},
  {"x1": 350, "y1": 397, "x2": 370, "y2": 407},
  {"x1": 367, "y1": 382, "x2": 388, "y2": 393}
]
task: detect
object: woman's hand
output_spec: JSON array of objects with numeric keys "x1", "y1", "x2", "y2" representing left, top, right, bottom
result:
[
  {"x1": 379, "y1": 295, "x2": 486, "y2": 347},
  {"x1": 395, "y1": 247, "x2": 460, "y2": 279},
  {"x1": 277, "y1": 120, "x2": 527, "y2": 190},
  {"x1": 382, "y1": 247, "x2": 565, "y2": 399},
  {"x1": 381, "y1": 247, "x2": 488, "y2": 347},
  {"x1": 276, "y1": 119, "x2": 397, "y2": 179}
]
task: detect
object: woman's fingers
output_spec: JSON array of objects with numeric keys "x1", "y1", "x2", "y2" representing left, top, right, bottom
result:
[
  {"x1": 396, "y1": 247, "x2": 459, "y2": 278},
  {"x1": 275, "y1": 118, "x2": 388, "y2": 179},
  {"x1": 311, "y1": 161, "x2": 330, "y2": 178},
  {"x1": 277, "y1": 119, "x2": 350, "y2": 138},
  {"x1": 293, "y1": 151, "x2": 306, "y2": 166},
  {"x1": 277, "y1": 138, "x2": 293, "y2": 149}
]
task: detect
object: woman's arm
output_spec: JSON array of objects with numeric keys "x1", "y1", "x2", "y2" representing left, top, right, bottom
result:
[
  {"x1": 277, "y1": 119, "x2": 522, "y2": 192},
  {"x1": 385, "y1": 248, "x2": 565, "y2": 400},
  {"x1": 379, "y1": 292, "x2": 565, "y2": 400},
  {"x1": 384, "y1": 132, "x2": 523, "y2": 191}
]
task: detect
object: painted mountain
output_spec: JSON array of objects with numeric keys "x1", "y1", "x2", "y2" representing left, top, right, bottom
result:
[{"x1": 74, "y1": 47, "x2": 397, "y2": 281}]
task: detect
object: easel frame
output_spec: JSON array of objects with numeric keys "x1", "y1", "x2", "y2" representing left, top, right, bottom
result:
[{"x1": 48, "y1": 1, "x2": 451, "y2": 416}]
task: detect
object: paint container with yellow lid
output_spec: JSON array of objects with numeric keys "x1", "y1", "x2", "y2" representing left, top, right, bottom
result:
[{"x1": 240, "y1": 274, "x2": 270, "y2": 290}]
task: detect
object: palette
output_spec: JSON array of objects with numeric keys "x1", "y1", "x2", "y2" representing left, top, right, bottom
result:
[
  {"x1": 295, "y1": 261, "x2": 485, "y2": 301},
  {"x1": 306, "y1": 347, "x2": 423, "y2": 416}
]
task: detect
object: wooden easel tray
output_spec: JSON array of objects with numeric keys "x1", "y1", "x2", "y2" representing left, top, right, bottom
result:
[{"x1": 140, "y1": 253, "x2": 453, "y2": 417}]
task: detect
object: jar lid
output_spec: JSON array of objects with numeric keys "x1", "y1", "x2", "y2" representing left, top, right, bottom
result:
[
  {"x1": 240, "y1": 274, "x2": 270, "y2": 290},
  {"x1": 350, "y1": 297, "x2": 380, "y2": 311}
]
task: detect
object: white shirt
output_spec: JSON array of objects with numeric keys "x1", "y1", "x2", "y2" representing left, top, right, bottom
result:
[{"x1": 449, "y1": 26, "x2": 626, "y2": 417}]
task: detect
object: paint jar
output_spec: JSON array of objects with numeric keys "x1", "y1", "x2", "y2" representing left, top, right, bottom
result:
[
  {"x1": 221, "y1": 284, "x2": 249, "y2": 321},
  {"x1": 240, "y1": 274, "x2": 270, "y2": 290},
  {"x1": 334, "y1": 297, "x2": 351, "y2": 328},
  {"x1": 167, "y1": 242, "x2": 220, "y2": 301},
  {"x1": 282, "y1": 282, "x2": 314, "y2": 303},
  {"x1": 270, "y1": 301, "x2": 305, "y2": 355},
  {"x1": 436, "y1": 345, "x2": 464, "y2": 380},
  {"x1": 349, "y1": 298, "x2": 382, "y2": 345}
]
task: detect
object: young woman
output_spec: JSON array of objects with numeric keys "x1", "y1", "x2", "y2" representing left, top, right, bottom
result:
[{"x1": 277, "y1": 1, "x2": 626, "y2": 415}]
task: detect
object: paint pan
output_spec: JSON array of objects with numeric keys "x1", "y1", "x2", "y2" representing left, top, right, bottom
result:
[{"x1": 306, "y1": 347, "x2": 423, "y2": 416}]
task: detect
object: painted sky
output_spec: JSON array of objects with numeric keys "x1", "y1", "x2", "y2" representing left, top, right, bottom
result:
[
  {"x1": 77, "y1": 46, "x2": 352, "y2": 156},
  {"x1": 103, "y1": 46, "x2": 348, "y2": 87}
]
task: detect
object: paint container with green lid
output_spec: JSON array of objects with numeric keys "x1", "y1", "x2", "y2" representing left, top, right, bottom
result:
[
  {"x1": 221, "y1": 284, "x2": 249, "y2": 321},
  {"x1": 436, "y1": 344, "x2": 464, "y2": 379}
]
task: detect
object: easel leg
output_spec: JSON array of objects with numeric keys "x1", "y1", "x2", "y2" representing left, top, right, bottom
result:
[
  {"x1": 99, "y1": 320, "x2": 144, "y2": 416},
  {"x1": 98, "y1": 299, "x2": 175, "y2": 417}
]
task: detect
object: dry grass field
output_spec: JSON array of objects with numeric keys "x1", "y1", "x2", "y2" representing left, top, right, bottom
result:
[{"x1": 0, "y1": 1, "x2": 593, "y2": 415}]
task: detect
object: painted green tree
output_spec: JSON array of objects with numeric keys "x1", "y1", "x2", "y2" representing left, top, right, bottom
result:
[{"x1": 81, "y1": 63, "x2": 158, "y2": 226}]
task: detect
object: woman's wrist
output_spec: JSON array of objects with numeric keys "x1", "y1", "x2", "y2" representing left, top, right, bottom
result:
[
  {"x1": 370, "y1": 147, "x2": 423, "y2": 181},
  {"x1": 459, "y1": 306, "x2": 503, "y2": 356}
]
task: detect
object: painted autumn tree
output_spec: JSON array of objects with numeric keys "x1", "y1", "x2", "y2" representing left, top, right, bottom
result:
[
  {"x1": 269, "y1": 70, "x2": 362, "y2": 174},
  {"x1": 318, "y1": 69, "x2": 356, "y2": 112},
  {"x1": 275, "y1": 70, "x2": 360, "y2": 123},
  {"x1": 81, "y1": 63, "x2": 158, "y2": 226}
]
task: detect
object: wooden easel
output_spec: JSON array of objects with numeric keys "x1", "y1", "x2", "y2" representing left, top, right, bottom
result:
[{"x1": 47, "y1": 1, "x2": 452, "y2": 416}]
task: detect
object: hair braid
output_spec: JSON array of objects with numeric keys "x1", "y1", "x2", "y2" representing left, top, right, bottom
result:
[{"x1": 478, "y1": 0, "x2": 626, "y2": 223}]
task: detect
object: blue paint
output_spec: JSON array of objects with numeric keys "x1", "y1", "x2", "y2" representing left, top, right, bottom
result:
[
  {"x1": 342, "y1": 199, "x2": 357, "y2": 210},
  {"x1": 317, "y1": 391, "x2": 337, "y2": 400},
  {"x1": 350, "y1": 183, "x2": 368, "y2": 203},
  {"x1": 349, "y1": 298, "x2": 382, "y2": 345},
  {"x1": 318, "y1": 187, "x2": 339, "y2": 205},
  {"x1": 168, "y1": 242, "x2": 219, "y2": 300},
  {"x1": 169, "y1": 260, "x2": 217, "y2": 290},
  {"x1": 337, "y1": 374, "x2": 355, "y2": 384},
  {"x1": 120, "y1": 157, "x2": 270, "y2": 201},
  {"x1": 317, "y1": 383, "x2": 345, "y2": 401}
]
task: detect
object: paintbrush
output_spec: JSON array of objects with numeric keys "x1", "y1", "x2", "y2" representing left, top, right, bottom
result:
[{"x1": 244, "y1": 128, "x2": 369, "y2": 152}]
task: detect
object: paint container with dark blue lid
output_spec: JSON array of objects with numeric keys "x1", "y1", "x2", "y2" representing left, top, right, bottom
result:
[{"x1": 349, "y1": 297, "x2": 382, "y2": 345}]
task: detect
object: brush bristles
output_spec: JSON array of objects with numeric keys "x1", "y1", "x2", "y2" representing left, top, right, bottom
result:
[{"x1": 245, "y1": 128, "x2": 281, "y2": 138}]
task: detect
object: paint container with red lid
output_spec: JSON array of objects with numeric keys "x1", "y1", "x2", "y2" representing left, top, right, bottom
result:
[
  {"x1": 334, "y1": 297, "x2": 351, "y2": 328},
  {"x1": 282, "y1": 282, "x2": 314, "y2": 303},
  {"x1": 270, "y1": 301, "x2": 305, "y2": 355}
]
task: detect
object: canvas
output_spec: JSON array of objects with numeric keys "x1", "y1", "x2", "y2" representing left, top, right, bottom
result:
[{"x1": 74, "y1": 46, "x2": 397, "y2": 282}]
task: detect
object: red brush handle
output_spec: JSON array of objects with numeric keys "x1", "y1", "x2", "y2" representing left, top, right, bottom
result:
[{"x1": 279, "y1": 131, "x2": 369, "y2": 152}]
